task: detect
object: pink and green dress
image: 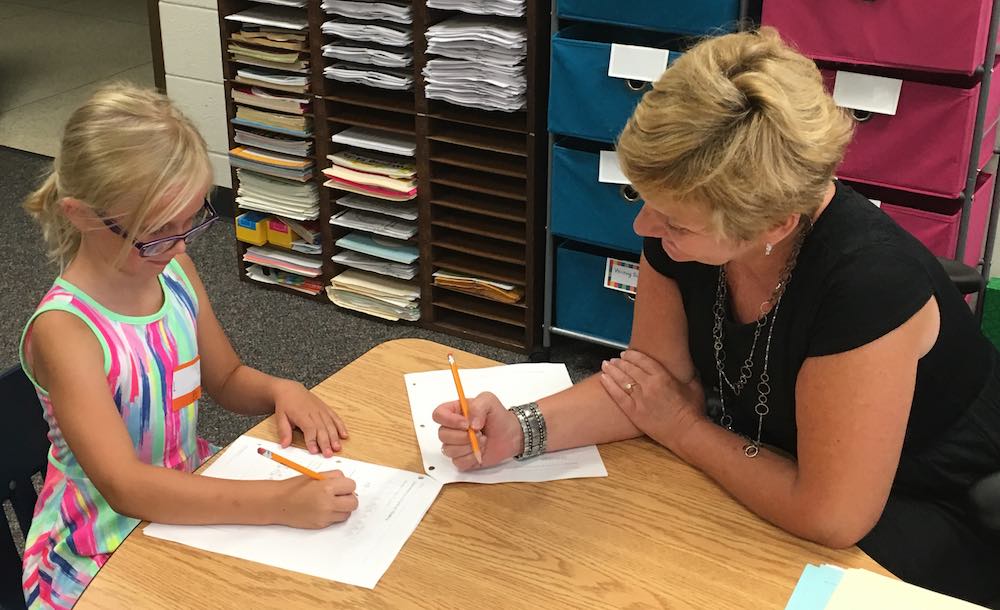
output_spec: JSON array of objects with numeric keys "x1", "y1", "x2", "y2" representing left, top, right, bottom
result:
[{"x1": 18, "y1": 259, "x2": 216, "y2": 609}]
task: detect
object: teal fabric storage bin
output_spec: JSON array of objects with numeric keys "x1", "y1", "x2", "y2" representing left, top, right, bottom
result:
[
  {"x1": 551, "y1": 143, "x2": 644, "y2": 253},
  {"x1": 549, "y1": 24, "x2": 679, "y2": 143},
  {"x1": 557, "y1": 0, "x2": 740, "y2": 36},
  {"x1": 555, "y1": 244, "x2": 636, "y2": 346}
]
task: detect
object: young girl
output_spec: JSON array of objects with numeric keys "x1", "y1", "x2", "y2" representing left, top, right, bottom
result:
[{"x1": 19, "y1": 85, "x2": 358, "y2": 609}]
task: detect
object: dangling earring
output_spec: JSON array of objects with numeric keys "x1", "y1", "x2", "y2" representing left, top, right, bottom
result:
[{"x1": 764, "y1": 243, "x2": 773, "y2": 256}]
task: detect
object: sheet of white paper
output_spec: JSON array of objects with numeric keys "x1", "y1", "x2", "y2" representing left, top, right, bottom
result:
[
  {"x1": 608, "y1": 43, "x2": 671, "y2": 82},
  {"x1": 143, "y1": 436, "x2": 442, "y2": 589},
  {"x1": 405, "y1": 363, "x2": 608, "y2": 484},
  {"x1": 598, "y1": 150, "x2": 630, "y2": 185},
  {"x1": 832, "y1": 71, "x2": 902, "y2": 116}
]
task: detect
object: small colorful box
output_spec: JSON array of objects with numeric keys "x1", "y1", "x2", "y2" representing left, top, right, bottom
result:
[
  {"x1": 235, "y1": 212, "x2": 268, "y2": 246},
  {"x1": 266, "y1": 218, "x2": 295, "y2": 249}
]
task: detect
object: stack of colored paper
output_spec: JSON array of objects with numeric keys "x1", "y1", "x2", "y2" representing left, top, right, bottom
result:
[
  {"x1": 230, "y1": 146, "x2": 314, "y2": 182},
  {"x1": 323, "y1": 149, "x2": 416, "y2": 200},
  {"x1": 245, "y1": 264, "x2": 324, "y2": 295},
  {"x1": 786, "y1": 564, "x2": 985, "y2": 610},
  {"x1": 243, "y1": 246, "x2": 323, "y2": 277}
]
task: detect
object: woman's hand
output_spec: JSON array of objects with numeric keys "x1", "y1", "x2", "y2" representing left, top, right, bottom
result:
[
  {"x1": 271, "y1": 471, "x2": 358, "y2": 529},
  {"x1": 600, "y1": 349, "x2": 707, "y2": 450},
  {"x1": 432, "y1": 392, "x2": 522, "y2": 470},
  {"x1": 273, "y1": 380, "x2": 348, "y2": 456}
]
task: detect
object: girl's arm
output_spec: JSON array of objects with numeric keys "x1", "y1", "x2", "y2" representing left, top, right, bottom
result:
[
  {"x1": 175, "y1": 254, "x2": 346, "y2": 455},
  {"x1": 28, "y1": 311, "x2": 356, "y2": 528}
]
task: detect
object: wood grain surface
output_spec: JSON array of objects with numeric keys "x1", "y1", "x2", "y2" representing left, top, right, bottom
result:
[{"x1": 76, "y1": 338, "x2": 889, "y2": 609}]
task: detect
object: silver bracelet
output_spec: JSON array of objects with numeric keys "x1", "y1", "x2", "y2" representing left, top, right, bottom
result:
[{"x1": 512, "y1": 402, "x2": 547, "y2": 461}]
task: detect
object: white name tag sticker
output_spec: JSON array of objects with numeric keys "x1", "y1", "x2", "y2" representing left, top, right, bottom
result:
[
  {"x1": 604, "y1": 258, "x2": 640, "y2": 295},
  {"x1": 598, "y1": 150, "x2": 630, "y2": 185},
  {"x1": 172, "y1": 356, "x2": 202, "y2": 412},
  {"x1": 608, "y1": 43, "x2": 671, "y2": 83},
  {"x1": 832, "y1": 71, "x2": 902, "y2": 116}
]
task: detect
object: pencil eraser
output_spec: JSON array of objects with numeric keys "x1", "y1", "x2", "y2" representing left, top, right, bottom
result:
[{"x1": 257, "y1": 447, "x2": 266, "y2": 455}]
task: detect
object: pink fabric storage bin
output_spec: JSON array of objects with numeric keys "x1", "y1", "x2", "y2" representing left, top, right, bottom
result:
[
  {"x1": 878, "y1": 172, "x2": 996, "y2": 266},
  {"x1": 822, "y1": 69, "x2": 1000, "y2": 198},
  {"x1": 762, "y1": 0, "x2": 993, "y2": 75}
]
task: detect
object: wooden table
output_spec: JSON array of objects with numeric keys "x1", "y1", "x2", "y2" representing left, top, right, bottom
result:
[{"x1": 77, "y1": 338, "x2": 889, "y2": 609}]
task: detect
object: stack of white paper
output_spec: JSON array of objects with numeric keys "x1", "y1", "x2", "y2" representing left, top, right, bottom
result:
[
  {"x1": 321, "y1": 20, "x2": 412, "y2": 46},
  {"x1": 332, "y1": 250, "x2": 417, "y2": 280},
  {"x1": 322, "y1": 0, "x2": 412, "y2": 24},
  {"x1": 426, "y1": 0, "x2": 523, "y2": 16},
  {"x1": 336, "y1": 193, "x2": 417, "y2": 220},
  {"x1": 143, "y1": 436, "x2": 442, "y2": 589},
  {"x1": 322, "y1": 41, "x2": 413, "y2": 68},
  {"x1": 331, "y1": 209, "x2": 417, "y2": 240},
  {"x1": 225, "y1": 5, "x2": 308, "y2": 30},
  {"x1": 236, "y1": 169, "x2": 320, "y2": 220},
  {"x1": 324, "y1": 62, "x2": 413, "y2": 90},
  {"x1": 331, "y1": 127, "x2": 416, "y2": 156},
  {"x1": 423, "y1": 16, "x2": 527, "y2": 111},
  {"x1": 327, "y1": 269, "x2": 421, "y2": 321},
  {"x1": 244, "y1": 246, "x2": 324, "y2": 277},
  {"x1": 253, "y1": 0, "x2": 307, "y2": 6}
]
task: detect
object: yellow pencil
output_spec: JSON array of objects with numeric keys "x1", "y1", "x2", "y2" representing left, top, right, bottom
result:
[
  {"x1": 447, "y1": 354, "x2": 483, "y2": 464},
  {"x1": 257, "y1": 447, "x2": 324, "y2": 480}
]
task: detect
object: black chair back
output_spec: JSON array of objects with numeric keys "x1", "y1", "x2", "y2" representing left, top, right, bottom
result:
[{"x1": 0, "y1": 366, "x2": 50, "y2": 610}]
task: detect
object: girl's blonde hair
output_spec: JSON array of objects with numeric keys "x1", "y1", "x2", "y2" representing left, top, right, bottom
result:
[
  {"x1": 24, "y1": 84, "x2": 211, "y2": 268},
  {"x1": 617, "y1": 27, "x2": 854, "y2": 241}
]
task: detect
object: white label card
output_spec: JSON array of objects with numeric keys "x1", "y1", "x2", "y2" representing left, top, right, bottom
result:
[
  {"x1": 832, "y1": 71, "x2": 902, "y2": 116},
  {"x1": 598, "y1": 150, "x2": 630, "y2": 185},
  {"x1": 608, "y1": 43, "x2": 671, "y2": 83},
  {"x1": 869, "y1": 199, "x2": 882, "y2": 208},
  {"x1": 604, "y1": 258, "x2": 640, "y2": 295}
]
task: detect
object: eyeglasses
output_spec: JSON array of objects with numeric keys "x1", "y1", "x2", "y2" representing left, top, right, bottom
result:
[{"x1": 102, "y1": 198, "x2": 219, "y2": 257}]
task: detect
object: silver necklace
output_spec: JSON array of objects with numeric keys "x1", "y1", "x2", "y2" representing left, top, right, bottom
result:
[{"x1": 711, "y1": 222, "x2": 810, "y2": 458}]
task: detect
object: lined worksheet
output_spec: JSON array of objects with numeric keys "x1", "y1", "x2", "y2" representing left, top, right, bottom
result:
[
  {"x1": 405, "y1": 362, "x2": 608, "y2": 484},
  {"x1": 143, "y1": 436, "x2": 442, "y2": 588}
]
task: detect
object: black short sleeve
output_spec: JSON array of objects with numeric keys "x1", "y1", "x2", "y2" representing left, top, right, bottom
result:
[
  {"x1": 643, "y1": 236, "x2": 680, "y2": 278},
  {"x1": 807, "y1": 244, "x2": 933, "y2": 357}
]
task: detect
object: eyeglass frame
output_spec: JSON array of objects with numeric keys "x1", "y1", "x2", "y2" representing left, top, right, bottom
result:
[{"x1": 101, "y1": 198, "x2": 219, "y2": 258}]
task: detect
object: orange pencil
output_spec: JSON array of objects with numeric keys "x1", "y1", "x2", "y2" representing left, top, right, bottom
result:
[
  {"x1": 257, "y1": 447, "x2": 324, "y2": 480},
  {"x1": 447, "y1": 354, "x2": 483, "y2": 464}
]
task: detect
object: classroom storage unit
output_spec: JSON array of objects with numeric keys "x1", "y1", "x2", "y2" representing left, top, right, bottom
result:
[
  {"x1": 215, "y1": 0, "x2": 551, "y2": 352},
  {"x1": 763, "y1": 0, "x2": 1000, "y2": 313},
  {"x1": 543, "y1": 0, "x2": 751, "y2": 351}
]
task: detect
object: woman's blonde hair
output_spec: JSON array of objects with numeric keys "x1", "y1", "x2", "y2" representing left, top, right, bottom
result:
[
  {"x1": 617, "y1": 27, "x2": 854, "y2": 241},
  {"x1": 24, "y1": 84, "x2": 211, "y2": 268}
]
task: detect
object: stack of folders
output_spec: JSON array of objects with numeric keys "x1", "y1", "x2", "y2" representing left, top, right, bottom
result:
[
  {"x1": 424, "y1": 16, "x2": 527, "y2": 112},
  {"x1": 432, "y1": 270, "x2": 523, "y2": 304},
  {"x1": 326, "y1": 126, "x2": 420, "y2": 319},
  {"x1": 243, "y1": 246, "x2": 323, "y2": 278},
  {"x1": 321, "y1": 1, "x2": 414, "y2": 90},
  {"x1": 327, "y1": 269, "x2": 421, "y2": 321},
  {"x1": 245, "y1": 264, "x2": 324, "y2": 295},
  {"x1": 426, "y1": 0, "x2": 524, "y2": 17}
]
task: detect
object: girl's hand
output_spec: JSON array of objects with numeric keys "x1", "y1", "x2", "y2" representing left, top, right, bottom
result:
[
  {"x1": 432, "y1": 392, "x2": 522, "y2": 470},
  {"x1": 272, "y1": 471, "x2": 358, "y2": 529},
  {"x1": 600, "y1": 349, "x2": 707, "y2": 451},
  {"x1": 273, "y1": 381, "x2": 348, "y2": 457}
]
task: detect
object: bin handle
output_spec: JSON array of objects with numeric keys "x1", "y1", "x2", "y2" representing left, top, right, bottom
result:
[
  {"x1": 851, "y1": 109, "x2": 874, "y2": 123},
  {"x1": 625, "y1": 79, "x2": 649, "y2": 92},
  {"x1": 620, "y1": 184, "x2": 641, "y2": 203},
  {"x1": 625, "y1": 293, "x2": 636, "y2": 303}
]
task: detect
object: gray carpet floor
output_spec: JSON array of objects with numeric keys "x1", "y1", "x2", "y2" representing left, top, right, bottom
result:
[{"x1": 0, "y1": 144, "x2": 614, "y2": 447}]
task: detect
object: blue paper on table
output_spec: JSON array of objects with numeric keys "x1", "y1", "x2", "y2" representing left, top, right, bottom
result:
[
  {"x1": 785, "y1": 564, "x2": 845, "y2": 610},
  {"x1": 336, "y1": 231, "x2": 419, "y2": 264}
]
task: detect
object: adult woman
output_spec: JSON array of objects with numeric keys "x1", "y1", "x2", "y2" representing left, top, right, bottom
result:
[{"x1": 433, "y1": 28, "x2": 1000, "y2": 604}]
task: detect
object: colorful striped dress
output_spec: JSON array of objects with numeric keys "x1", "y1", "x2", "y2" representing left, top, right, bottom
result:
[{"x1": 18, "y1": 259, "x2": 216, "y2": 609}]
